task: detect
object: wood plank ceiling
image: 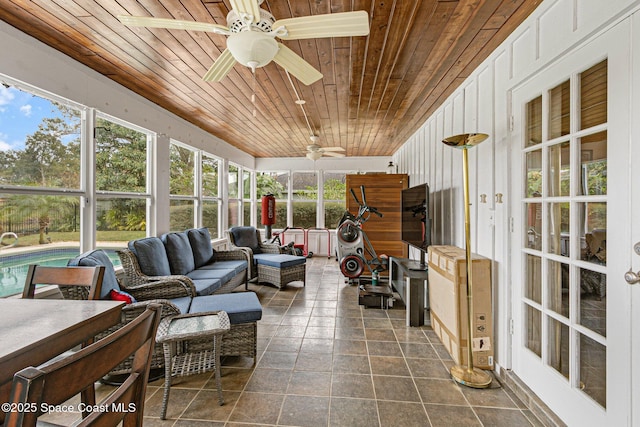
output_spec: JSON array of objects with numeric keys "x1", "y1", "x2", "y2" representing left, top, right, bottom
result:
[{"x1": 0, "y1": 0, "x2": 541, "y2": 158}]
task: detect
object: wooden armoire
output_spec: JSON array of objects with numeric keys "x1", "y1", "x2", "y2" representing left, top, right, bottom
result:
[{"x1": 345, "y1": 173, "x2": 408, "y2": 259}]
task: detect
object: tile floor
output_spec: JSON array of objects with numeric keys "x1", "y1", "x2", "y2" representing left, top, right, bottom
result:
[{"x1": 59, "y1": 256, "x2": 540, "y2": 427}]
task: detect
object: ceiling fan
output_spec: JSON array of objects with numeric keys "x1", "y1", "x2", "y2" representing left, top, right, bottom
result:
[
  {"x1": 306, "y1": 135, "x2": 345, "y2": 160},
  {"x1": 117, "y1": 0, "x2": 370, "y2": 86}
]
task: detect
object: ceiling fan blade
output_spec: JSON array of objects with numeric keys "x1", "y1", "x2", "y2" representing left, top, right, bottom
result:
[
  {"x1": 203, "y1": 49, "x2": 237, "y2": 82},
  {"x1": 273, "y1": 11, "x2": 369, "y2": 40},
  {"x1": 321, "y1": 146, "x2": 346, "y2": 152},
  {"x1": 273, "y1": 44, "x2": 323, "y2": 86},
  {"x1": 323, "y1": 151, "x2": 346, "y2": 158},
  {"x1": 229, "y1": 0, "x2": 261, "y2": 23},
  {"x1": 117, "y1": 15, "x2": 230, "y2": 35}
]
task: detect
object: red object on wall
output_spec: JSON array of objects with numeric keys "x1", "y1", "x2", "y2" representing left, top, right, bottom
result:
[{"x1": 261, "y1": 194, "x2": 276, "y2": 226}]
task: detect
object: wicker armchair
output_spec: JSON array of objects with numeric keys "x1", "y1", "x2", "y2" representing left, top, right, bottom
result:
[{"x1": 226, "y1": 226, "x2": 284, "y2": 279}]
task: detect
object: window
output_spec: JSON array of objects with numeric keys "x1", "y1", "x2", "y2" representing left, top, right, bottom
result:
[
  {"x1": 95, "y1": 115, "x2": 150, "y2": 247},
  {"x1": 169, "y1": 141, "x2": 196, "y2": 231},
  {"x1": 292, "y1": 172, "x2": 317, "y2": 228},
  {"x1": 0, "y1": 81, "x2": 83, "y2": 251},
  {"x1": 202, "y1": 154, "x2": 220, "y2": 239},
  {"x1": 228, "y1": 163, "x2": 241, "y2": 228},
  {"x1": 242, "y1": 169, "x2": 253, "y2": 226},
  {"x1": 256, "y1": 171, "x2": 287, "y2": 229},
  {"x1": 323, "y1": 172, "x2": 346, "y2": 228}
]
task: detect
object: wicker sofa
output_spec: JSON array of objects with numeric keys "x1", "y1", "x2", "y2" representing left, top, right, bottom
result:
[
  {"x1": 68, "y1": 249, "x2": 262, "y2": 372},
  {"x1": 119, "y1": 227, "x2": 248, "y2": 296}
]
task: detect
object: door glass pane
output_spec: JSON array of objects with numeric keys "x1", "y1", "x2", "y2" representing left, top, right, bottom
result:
[
  {"x1": 526, "y1": 150, "x2": 542, "y2": 197},
  {"x1": 579, "y1": 131, "x2": 607, "y2": 196},
  {"x1": 547, "y1": 260, "x2": 569, "y2": 317},
  {"x1": 548, "y1": 202, "x2": 570, "y2": 256},
  {"x1": 525, "y1": 95, "x2": 542, "y2": 147},
  {"x1": 525, "y1": 254, "x2": 542, "y2": 304},
  {"x1": 579, "y1": 202, "x2": 606, "y2": 265},
  {"x1": 526, "y1": 202, "x2": 542, "y2": 250},
  {"x1": 579, "y1": 267, "x2": 606, "y2": 337},
  {"x1": 547, "y1": 317, "x2": 569, "y2": 379},
  {"x1": 525, "y1": 304, "x2": 542, "y2": 357},
  {"x1": 579, "y1": 333, "x2": 606, "y2": 408},
  {"x1": 549, "y1": 80, "x2": 570, "y2": 139},
  {"x1": 548, "y1": 142, "x2": 570, "y2": 197},
  {"x1": 580, "y1": 59, "x2": 607, "y2": 130}
]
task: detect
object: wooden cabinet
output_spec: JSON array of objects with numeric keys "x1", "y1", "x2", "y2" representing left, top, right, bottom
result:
[{"x1": 346, "y1": 173, "x2": 408, "y2": 259}]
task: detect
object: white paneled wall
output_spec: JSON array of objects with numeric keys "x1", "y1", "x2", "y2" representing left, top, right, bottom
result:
[{"x1": 393, "y1": 0, "x2": 640, "y2": 373}]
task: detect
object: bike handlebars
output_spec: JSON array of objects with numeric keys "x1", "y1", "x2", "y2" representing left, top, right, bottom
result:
[{"x1": 349, "y1": 185, "x2": 383, "y2": 220}]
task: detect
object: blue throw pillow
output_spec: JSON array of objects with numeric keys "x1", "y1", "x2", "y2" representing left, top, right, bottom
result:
[
  {"x1": 231, "y1": 226, "x2": 262, "y2": 254},
  {"x1": 162, "y1": 232, "x2": 196, "y2": 275},
  {"x1": 187, "y1": 227, "x2": 215, "y2": 268},
  {"x1": 132, "y1": 237, "x2": 172, "y2": 276},
  {"x1": 68, "y1": 249, "x2": 120, "y2": 300}
]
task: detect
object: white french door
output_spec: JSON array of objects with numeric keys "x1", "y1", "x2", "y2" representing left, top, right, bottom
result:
[{"x1": 510, "y1": 20, "x2": 634, "y2": 426}]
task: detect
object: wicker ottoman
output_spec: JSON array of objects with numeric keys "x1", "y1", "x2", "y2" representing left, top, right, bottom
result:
[
  {"x1": 254, "y1": 254, "x2": 307, "y2": 289},
  {"x1": 189, "y1": 292, "x2": 262, "y2": 360}
]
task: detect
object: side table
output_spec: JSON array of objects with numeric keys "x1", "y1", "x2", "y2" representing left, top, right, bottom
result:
[
  {"x1": 389, "y1": 257, "x2": 429, "y2": 326},
  {"x1": 156, "y1": 311, "x2": 230, "y2": 420}
]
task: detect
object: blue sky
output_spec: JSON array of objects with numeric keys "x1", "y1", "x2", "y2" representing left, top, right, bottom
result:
[{"x1": 0, "y1": 85, "x2": 60, "y2": 151}]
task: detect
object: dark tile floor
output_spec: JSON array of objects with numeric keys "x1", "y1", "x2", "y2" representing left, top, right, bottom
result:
[{"x1": 135, "y1": 256, "x2": 543, "y2": 427}]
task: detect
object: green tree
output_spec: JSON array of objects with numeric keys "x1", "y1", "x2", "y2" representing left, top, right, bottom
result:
[
  {"x1": 94, "y1": 120, "x2": 148, "y2": 231},
  {"x1": 256, "y1": 173, "x2": 285, "y2": 198},
  {"x1": 3, "y1": 195, "x2": 78, "y2": 243},
  {"x1": 170, "y1": 144, "x2": 194, "y2": 195},
  {"x1": 323, "y1": 178, "x2": 346, "y2": 200}
]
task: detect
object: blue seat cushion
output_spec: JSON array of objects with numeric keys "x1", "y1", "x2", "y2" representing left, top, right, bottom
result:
[
  {"x1": 190, "y1": 278, "x2": 221, "y2": 296},
  {"x1": 162, "y1": 232, "x2": 195, "y2": 275},
  {"x1": 67, "y1": 249, "x2": 120, "y2": 300},
  {"x1": 187, "y1": 227, "x2": 215, "y2": 268},
  {"x1": 230, "y1": 226, "x2": 262, "y2": 254},
  {"x1": 198, "y1": 260, "x2": 247, "y2": 276},
  {"x1": 130, "y1": 237, "x2": 172, "y2": 277},
  {"x1": 254, "y1": 254, "x2": 306, "y2": 269},
  {"x1": 189, "y1": 292, "x2": 262, "y2": 324},
  {"x1": 187, "y1": 268, "x2": 236, "y2": 285},
  {"x1": 167, "y1": 296, "x2": 193, "y2": 314}
]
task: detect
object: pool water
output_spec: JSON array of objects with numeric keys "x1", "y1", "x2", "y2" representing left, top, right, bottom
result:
[{"x1": 0, "y1": 248, "x2": 121, "y2": 298}]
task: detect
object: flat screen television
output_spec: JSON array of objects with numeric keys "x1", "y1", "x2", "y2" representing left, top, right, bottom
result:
[{"x1": 401, "y1": 183, "x2": 431, "y2": 269}]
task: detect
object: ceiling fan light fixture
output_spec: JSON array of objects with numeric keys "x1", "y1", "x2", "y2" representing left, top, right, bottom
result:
[
  {"x1": 227, "y1": 31, "x2": 278, "y2": 68},
  {"x1": 307, "y1": 151, "x2": 322, "y2": 161}
]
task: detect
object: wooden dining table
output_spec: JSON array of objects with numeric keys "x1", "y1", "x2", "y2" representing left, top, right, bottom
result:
[{"x1": 0, "y1": 298, "x2": 123, "y2": 420}]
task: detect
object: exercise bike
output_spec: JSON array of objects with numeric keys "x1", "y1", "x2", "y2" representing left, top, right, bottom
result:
[{"x1": 336, "y1": 186, "x2": 388, "y2": 280}]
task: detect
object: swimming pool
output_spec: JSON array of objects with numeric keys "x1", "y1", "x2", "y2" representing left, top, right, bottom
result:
[{"x1": 0, "y1": 248, "x2": 121, "y2": 298}]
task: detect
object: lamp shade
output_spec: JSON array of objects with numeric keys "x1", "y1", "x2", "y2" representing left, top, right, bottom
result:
[
  {"x1": 307, "y1": 151, "x2": 322, "y2": 161},
  {"x1": 227, "y1": 32, "x2": 279, "y2": 68}
]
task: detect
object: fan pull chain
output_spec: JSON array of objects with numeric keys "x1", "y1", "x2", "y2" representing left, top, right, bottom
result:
[{"x1": 252, "y1": 69, "x2": 257, "y2": 118}]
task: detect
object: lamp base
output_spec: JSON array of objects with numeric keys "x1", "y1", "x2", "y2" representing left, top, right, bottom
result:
[{"x1": 450, "y1": 364, "x2": 492, "y2": 389}]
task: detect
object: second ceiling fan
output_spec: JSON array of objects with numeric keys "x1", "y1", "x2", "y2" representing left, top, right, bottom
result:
[{"x1": 118, "y1": 0, "x2": 370, "y2": 86}]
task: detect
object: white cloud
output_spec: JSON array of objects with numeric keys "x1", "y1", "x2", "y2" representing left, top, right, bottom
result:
[
  {"x1": 0, "y1": 86, "x2": 16, "y2": 106},
  {"x1": 19, "y1": 104, "x2": 32, "y2": 117},
  {"x1": 0, "y1": 140, "x2": 12, "y2": 151}
]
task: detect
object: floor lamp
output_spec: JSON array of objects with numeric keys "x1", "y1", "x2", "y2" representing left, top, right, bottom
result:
[{"x1": 442, "y1": 133, "x2": 492, "y2": 389}]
